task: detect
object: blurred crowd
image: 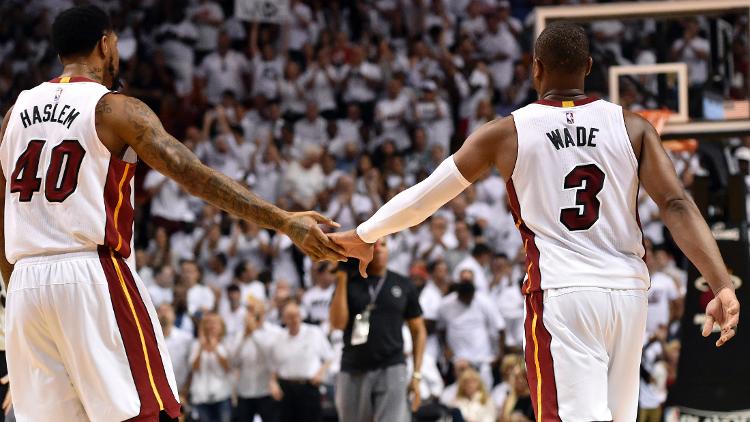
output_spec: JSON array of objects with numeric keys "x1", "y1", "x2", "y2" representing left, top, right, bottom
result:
[{"x1": 2, "y1": 0, "x2": 750, "y2": 421}]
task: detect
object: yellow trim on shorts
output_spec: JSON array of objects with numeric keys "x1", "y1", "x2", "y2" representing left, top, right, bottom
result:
[
  {"x1": 113, "y1": 163, "x2": 131, "y2": 252},
  {"x1": 531, "y1": 302, "x2": 543, "y2": 422},
  {"x1": 109, "y1": 250, "x2": 165, "y2": 410}
]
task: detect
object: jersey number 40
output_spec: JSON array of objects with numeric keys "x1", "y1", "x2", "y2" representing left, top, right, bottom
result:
[{"x1": 10, "y1": 139, "x2": 86, "y2": 203}]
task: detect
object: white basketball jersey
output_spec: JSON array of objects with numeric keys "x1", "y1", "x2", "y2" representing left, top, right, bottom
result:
[
  {"x1": 509, "y1": 97, "x2": 649, "y2": 292},
  {"x1": 1, "y1": 77, "x2": 136, "y2": 264}
]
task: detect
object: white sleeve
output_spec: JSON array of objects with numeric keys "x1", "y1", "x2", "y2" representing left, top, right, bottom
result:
[{"x1": 356, "y1": 155, "x2": 471, "y2": 243}]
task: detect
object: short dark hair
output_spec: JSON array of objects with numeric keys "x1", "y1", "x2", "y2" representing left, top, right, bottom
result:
[
  {"x1": 472, "y1": 243, "x2": 492, "y2": 257},
  {"x1": 534, "y1": 22, "x2": 590, "y2": 73},
  {"x1": 52, "y1": 5, "x2": 113, "y2": 59}
]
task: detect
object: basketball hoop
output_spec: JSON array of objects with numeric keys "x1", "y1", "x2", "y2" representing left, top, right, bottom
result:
[{"x1": 637, "y1": 109, "x2": 698, "y2": 153}]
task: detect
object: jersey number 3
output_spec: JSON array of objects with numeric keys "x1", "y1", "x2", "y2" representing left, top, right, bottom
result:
[
  {"x1": 559, "y1": 164, "x2": 606, "y2": 231},
  {"x1": 10, "y1": 139, "x2": 86, "y2": 202}
]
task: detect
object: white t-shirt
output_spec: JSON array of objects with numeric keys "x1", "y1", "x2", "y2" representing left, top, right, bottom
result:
[
  {"x1": 270, "y1": 324, "x2": 333, "y2": 379},
  {"x1": 452, "y1": 256, "x2": 490, "y2": 293},
  {"x1": 639, "y1": 341, "x2": 668, "y2": 409},
  {"x1": 671, "y1": 37, "x2": 710, "y2": 85},
  {"x1": 252, "y1": 56, "x2": 284, "y2": 99},
  {"x1": 198, "y1": 51, "x2": 251, "y2": 104},
  {"x1": 301, "y1": 66, "x2": 338, "y2": 112},
  {"x1": 220, "y1": 305, "x2": 247, "y2": 339},
  {"x1": 187, "y1": 284, "x2": 216, "y2": 315},
  {"x1": 189, "y1": 341, "x2": 233, "y2": 404},
  {"x1": 229, "y1": 323, "x2": 283, "y2": 398},
  {"x1": 164, "y1": 327, "x2": 194, "y2": 391},
  {"x1": 190, "y1": 1, "x2": 224, "y2": 51},
  {"x1": 294, "y1": 117, "x2": 328, "y2": 146},
  {"x1": 301, "y1": 285, "x2": 335, "y2": 324},
  {"x1": 437, "y1": 293, "x2": 506, "y2": 363},
  {"x1": 325, "y1": 193, "x2": 374, "y2": 230},
  {"x1": 148, "y1": 284, "x2": 174, "y2": 308},
  {"x1": 419, "y1": 280, "x2": 444, "y2": 360},
  {"x1": 143, "y1": 170, "x2": 195, "y2": 223},
  {"x1": 375, "y1": 95, "x2": 411, "y2": 150},
  {"x1": 646, "y1": 272, "x2": 679, "y2": 337},
  {"x1": 479, "y1": 26, "x2": 520, "y2": 90},
  {"x1": 342, "y1": 63, "x2": 382, "y2": 103}
]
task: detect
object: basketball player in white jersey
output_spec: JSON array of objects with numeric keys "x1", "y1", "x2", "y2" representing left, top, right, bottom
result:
[
  {"x1": 0, "y1": 5, "x2": 347, "y2": 422},
  {"x1": 331, "y1": 23, "x2": 740, "y2": 421}
]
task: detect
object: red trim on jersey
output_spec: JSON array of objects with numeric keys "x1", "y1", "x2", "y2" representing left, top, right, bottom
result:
[
  {"x1": 103, "y1": 158, "x2": 135, "y2": 258},
  {"x1": 524, "y1": 292, "x2": 560, "y2": 422},
  {"x1": 506, "y1": 180, "x2": 543, "y2": 293},
  {"x1": 98, "y1": 247, "x2": 182, "y2": 420},
  {"x1": 48, "y1": 76, "x2": 100, "y2": 83},
  {"x1": 535, "y1": 96, "x2": 599, "y2": 107}
]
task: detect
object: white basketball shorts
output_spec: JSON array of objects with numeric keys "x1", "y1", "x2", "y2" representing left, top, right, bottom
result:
[
  {"x1": 523, "y1": 287, "x2": 648, "y2": 422},
  {"x1": 6, "y1": 248, "x2": 182, "y2": 421}
]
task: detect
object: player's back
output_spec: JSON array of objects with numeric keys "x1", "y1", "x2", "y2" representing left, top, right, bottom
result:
[
  {"x1": 0, "y1": 77, "x2": 136, "y2": 264},
  {"x1": 510, "y1": 97, "x2": 649, "y2": 293}
]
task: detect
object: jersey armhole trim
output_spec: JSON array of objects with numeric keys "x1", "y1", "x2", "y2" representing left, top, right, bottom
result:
[{"x1": 616, "y1": 105, "x2": 640, "y2": 174}]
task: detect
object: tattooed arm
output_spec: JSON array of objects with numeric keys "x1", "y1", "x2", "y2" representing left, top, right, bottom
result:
[
  {"x1": 95, "y1": 94, "x2": 346, "y2": 262},
  {"x1": 0, "y1": 107, "x2": 14, "y2": 285}
]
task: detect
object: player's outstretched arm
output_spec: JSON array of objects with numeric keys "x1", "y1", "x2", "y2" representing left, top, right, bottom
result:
[
  {"x1": 329, "y1": 117, "x2": 513, "y2": 276},
  {"x1": 96, "y1": 94, "x2": 346, "y2": 263},
  {"x1": 632, "y1": 111, "x2": 739, "y2": 346},
  {"x1": 0, "y1": 107, "x2": 14, "y2": 285}
]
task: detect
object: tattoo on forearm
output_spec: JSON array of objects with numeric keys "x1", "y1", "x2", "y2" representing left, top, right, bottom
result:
[{"x1": 100, "y1": 96, "x2": 289, "y2": 231}]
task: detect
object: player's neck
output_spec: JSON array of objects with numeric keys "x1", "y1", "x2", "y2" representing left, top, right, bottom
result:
[
  {"x1": 540, "y1": 88, "x2": 587, "y2": 102},
  {"x1": 59, "y1": 62, "x2": 105, "y2": 85}
]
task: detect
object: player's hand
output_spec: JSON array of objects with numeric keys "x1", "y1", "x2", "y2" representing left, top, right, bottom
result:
[
  {"x1": 1, "y1": 375, "x2": 11, "y2": 415},
  {"x1": 408, "y1": 377, "x2": 421, "y2": 412},
  {"x1": 702, "y1": 287, "x2": 740, "y2": 347},
  {"x1": 327, "y1": 230, "x2": 375, "y2": 277},
  {"x1": 281, "y1": 211, "x2": 348, "y2": 263}
]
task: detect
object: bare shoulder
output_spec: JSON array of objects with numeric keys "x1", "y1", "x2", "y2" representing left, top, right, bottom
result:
[
  {"x1": 620, "y1": 108, "x2": 657, "y2": 161},
  {"x1": 95, "y1": 93, "x2": 163, "y2": 149},
  {"x1": 455, "y1": 115, "x2": 517, "y2": 181}
]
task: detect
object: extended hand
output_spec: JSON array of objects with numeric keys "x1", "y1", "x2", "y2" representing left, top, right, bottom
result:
[
  {"x1": 281, "y1": 211, "x2": 348, "y2": 262},
  {"x1": 702, "y1": 287, "x2": 740, "y2": 347},
  {"x1": 328, "y1": 229, "x2": 375, "y2": 277}
]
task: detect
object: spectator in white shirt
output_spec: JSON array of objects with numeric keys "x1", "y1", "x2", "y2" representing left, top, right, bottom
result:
[
  {"x1": 229, "y1": 297, "x2": 282, "y2": 422},
  {"x1": 341, "y1": 46, "x2": 382, "y2": 124},
  {"x1": 203, "y1": 252, "x2": 233, "y2": 291},
  {"x1": 420, "y1": 260, "x2": 451, "y2": 360},
  {"x1": 233, "y1": 260, "x2": 268, "y2": 304},
  {"x1": 181, "y1": 260, "x2": 216, "y2": 317},
  {"x1": 375, "y1": 78, "x2": 411, "y2": 151},
  {"x1": 249, "y1": 22, "x2": 284, "y2": 100},
  {"x1": 157, "y1": 303, "x2": 193, "y2": 398},
  {"x1": 479, "y1": 11, "x2": 520, "y2": 96},
  {"x1": 452, "y1": 368, "x2": 496, "y2": 422},
  {"x1": 190, "y1": 312, "x2": 232, "y2": 422},
  {"x1": 279, "y1": 61, "x2": 307, "y2": 121},
  {"x1": 287, "y1": 0, "x2": 315, "y2": 55},
  {"x1": 218, "y1": 284, "x2": 246, "y2": 338},
  {"x1": 452, "y1": 243, "x2": 492, "y2": 293},
  {"x1": 671, "y1": 18, "x2": 710, "y2": 86},
  {"x1": 269, "y1": 302, "x2": 333, "y2": 422},
  {"x1": 645, "y1": 244, "x2": 681, "y2": 339},
  {"x1": 148, "y1": 265, "x2": 175, "y2": 308},
  {"x1": 197, "y1": 31, "x2": 251, "y2": 105},
  {"x1": 143, "y1": 169, "x2": 196, "y2": 233},
  {"x1": 302, "y1": 47, "x2": 338, "y2": 118},
  {"x1": 325, "y1": 174, "x2": 374, "y2": 230},
  {"x1": 302, "y1": 261, "x2": 337, "y2": 326},
  {"x1": 489, "y1": 254, "x2": 524, "y2": 349},
  {"x1": 155, "y1": 6, "x2": 198, "y2": 96},
  {"x1": 282, "y1": 145, "x2": 326, "y2": 210},
  {"x1": 294, "y1": 102, "x2": 328, "y2": 146},
  {"x1": 413, "y1": 80, "x2": 452, "y2": 153},
  {"x1": 438, "y1": 269, "x2": 507, "y2": 389},
  {"x1": 190, "y1": 0, "x2": 224, "y2": 57}
]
